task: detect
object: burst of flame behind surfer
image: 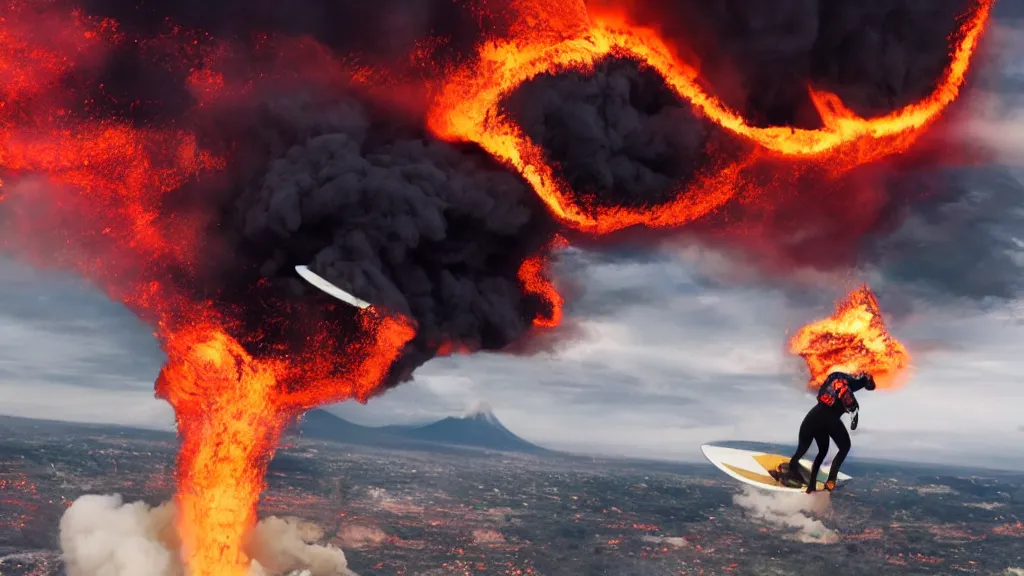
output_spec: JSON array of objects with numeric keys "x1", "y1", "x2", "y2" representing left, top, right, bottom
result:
[{"x1": 778, "y1": 285, "x2": 912, "y2": 494}]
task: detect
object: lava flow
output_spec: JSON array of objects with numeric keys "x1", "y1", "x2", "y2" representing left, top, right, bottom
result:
[
  {"x1": 426, "y1": 0, "x2": 995, "y2": 234},
  {"x1": 155, "y1": 310, "x2": 414, "y2": 576},
  {"x1": 789, "y1": 285, "x2": 912, "y2": 390}
]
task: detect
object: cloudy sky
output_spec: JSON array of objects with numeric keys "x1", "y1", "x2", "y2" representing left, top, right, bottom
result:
[{"x1": 0, "y1": 10, "x2": 1022, "y2": 471}]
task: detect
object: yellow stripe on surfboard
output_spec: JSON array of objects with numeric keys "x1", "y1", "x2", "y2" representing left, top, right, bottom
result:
[{"x1": 723, "y1": 453, "x2": 826, "y2": 491}]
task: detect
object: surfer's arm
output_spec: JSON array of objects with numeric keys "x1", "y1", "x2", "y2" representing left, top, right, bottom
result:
[{"x1": 846, "y1": 393, "x2": 860, "y2": 430}]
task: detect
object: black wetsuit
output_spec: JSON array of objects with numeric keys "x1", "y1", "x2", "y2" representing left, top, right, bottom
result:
[{"x1": 788, "y1": 371, "x2": 870, "y2": 491}]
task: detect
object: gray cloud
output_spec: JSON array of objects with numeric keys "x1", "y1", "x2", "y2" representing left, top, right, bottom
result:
[
  {"x1": 861, "y1": 166, "x2": 1024, "y2": 301},
  {"x1": 1, "y1": 243, "x2": 1021, "y2": 469},
  {"x1": 330, "y1": 246, "x2": 1024, "y2": 469},
  {"x1": 850, "y1": 15, "x2": 1024, "y2": 304},
  {"x1": 0, "y1": 257, "x2": 164, "y2": 391}
]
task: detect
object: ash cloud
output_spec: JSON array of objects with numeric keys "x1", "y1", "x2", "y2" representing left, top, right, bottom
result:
[
  {"x1": 59, "y1": 494, "x2": 357, "y2": 576},
  {"x1": 505, "y1": 0, "x2": 973, "y2": 203}
]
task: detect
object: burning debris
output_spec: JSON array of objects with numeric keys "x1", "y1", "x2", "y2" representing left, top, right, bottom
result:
[
  {"x1": 0, "y1": 0, "x2": 996, "y2": 573},
  {"x1": 789, "y1": 285, "x2": 912, "y2": 390}
]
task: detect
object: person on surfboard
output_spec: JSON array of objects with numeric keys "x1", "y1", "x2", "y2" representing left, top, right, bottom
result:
[{"x1": 774, "y1": 370, "x2": 876, "y2": 493}]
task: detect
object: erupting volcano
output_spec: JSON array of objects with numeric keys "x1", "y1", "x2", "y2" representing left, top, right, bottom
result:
[{"x1": 0, "y1": 0, "x2": 996, "y2": 573}]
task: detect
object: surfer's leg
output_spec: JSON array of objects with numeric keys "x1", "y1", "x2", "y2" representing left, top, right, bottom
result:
[
  {"x1": 807, "y1": 430, "x2": 830, "y2": 493},
  {"x1": 787, "y1": 409, "x2": 818, "y2": 470},
  {"x1": 826, "y1": 418, "x2": 852, "y2": 486},
  {"x1": 779, "y1": 414, "x2": 817, "y2": 485},
  {"x1": 788, "y1": 432, "x2": 813, "y2": 471}
]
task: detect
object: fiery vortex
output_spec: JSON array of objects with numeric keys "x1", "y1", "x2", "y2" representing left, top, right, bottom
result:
[
  {"x1": 0, "y1": 0, "x2": 994, "y2": 574},
  {"x1": 427, "y1": 0, "x2": 995, "y2": 234}
]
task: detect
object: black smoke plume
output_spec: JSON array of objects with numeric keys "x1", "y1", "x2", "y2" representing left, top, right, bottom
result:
[
  {"x1": 11, "y1": 0, "x2": 998, "y2": 391},
  {"x1": 504, "y1": 0, "x2": 985, "y2": 258}
]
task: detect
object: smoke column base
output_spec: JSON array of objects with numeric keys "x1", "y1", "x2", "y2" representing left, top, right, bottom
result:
[{"x1": 58, "y1": 494, "x2": 358, "y2": 576}]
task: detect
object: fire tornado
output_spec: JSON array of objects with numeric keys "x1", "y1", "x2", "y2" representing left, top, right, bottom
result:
[{"x1": 0, "y1": 0, "x2": 996, "y2": 573}]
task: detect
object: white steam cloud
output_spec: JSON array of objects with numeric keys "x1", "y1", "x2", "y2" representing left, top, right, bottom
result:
[
  {"x1": 59, "y1": 494, "x2": 357, "y2": 576},
  {"x1": 732, "y1": 487, "x2": 839, "y2": 544}
]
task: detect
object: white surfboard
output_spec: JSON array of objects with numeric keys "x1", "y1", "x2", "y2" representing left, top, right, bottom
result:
[
  {"x1": 700, "y1": 444, "x2": 852, "y2": 493},
  {"x1": 295, "y1": 265, "x2": 371, "y2": 309}
]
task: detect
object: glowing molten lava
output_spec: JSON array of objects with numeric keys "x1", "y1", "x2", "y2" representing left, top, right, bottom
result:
[
  {"x1": 0, "y1": 5, "x2": 421, "y2": 572},
  {"x1": 426, "y1": 0, "x2": 994, "y2": 234},
  {"x1": 156, "y1": 310, "x2": 414, "y2": 576},
  {"x1": 519, "y1": 235, "x2": 569, "y2": 328},
  {"x1": 788, "y1": 285, "x2": 912, "y2": 390},
  {"x1": 156, "y1": 325, "x2": 288, "y2": 575}
]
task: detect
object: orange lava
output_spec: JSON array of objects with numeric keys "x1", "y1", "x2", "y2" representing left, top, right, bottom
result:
[
  {"x1": 156, "y1": 324, "x2": 288, "y2": 576},
  {"x1": 788, "y1": 285, "x2": 912, "y2": 390},
  {"x1": 155, "y1": 309, "x2": 413, "y2": 576},
  {"x1": 993, "y1": 522, "x2": 1024, "y2": 537},
  {"x1": 426, "y1": 0, "x2": 994, "y2": 234},
  {"x1": 518, "y1": 235, "x2": 569, "y2": 328}
]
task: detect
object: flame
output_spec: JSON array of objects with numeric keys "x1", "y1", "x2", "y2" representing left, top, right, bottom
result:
[
  {"x1": 788, "y1": 285, "x2": 912, "y2": 390},
  {"x1": 156, "y1": 324, "x2": 288, "y2": 576},
  {"x1": 426, "y1": 0, "x2": 994, "y2": 234},
  {"x1": 154, "y1": 308, "x2": 414, "y2": 576},
  {"x1": 519, "y1": 235, "x2": 569, "y2": 328}
]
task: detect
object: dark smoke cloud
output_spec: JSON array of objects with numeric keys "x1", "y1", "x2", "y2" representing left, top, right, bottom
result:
[
  {"x1": 75, "y1": 0, "x2": 477, "y2": 57},
  {"x1": 503, "y1": 60, "x2": 737, "y2": 209},
  {"x1": 614, "y1": 0, "x2": 969, "y2": 119},
  {"x1": 503, "y1": 0, "x2": 1010, "y2": 298},
  {"x1": 184, "y1": 92, "x2": 557, "y2": 384},
  {"x1": 29, "y1": 0, "x2": 997, "y2": 388}
]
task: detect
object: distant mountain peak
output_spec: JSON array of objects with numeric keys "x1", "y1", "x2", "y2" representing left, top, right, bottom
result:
[
  {"x1": 464, "y1": 400, "x2": 494, "y2": 416},
  {"x1": 462, "y1": 400, "x2": 499, "y2": 424},
  {"x1": 289, "y1": 405, "x2": 549, "y2": 455}
]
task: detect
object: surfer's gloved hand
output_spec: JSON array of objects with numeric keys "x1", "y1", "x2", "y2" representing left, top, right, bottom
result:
[{"x1": 851, "y1": 414, "x2": 859, "y2": 431}]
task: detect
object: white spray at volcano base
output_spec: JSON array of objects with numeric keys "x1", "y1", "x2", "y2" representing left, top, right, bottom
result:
[{"x1": 59, "y1": 494, "x2": 357, "y2": 576}]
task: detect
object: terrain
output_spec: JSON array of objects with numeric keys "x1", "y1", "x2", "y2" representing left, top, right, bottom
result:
[{"x1": 0, "y1": 414, "x2": 1022, "y2": 575}]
